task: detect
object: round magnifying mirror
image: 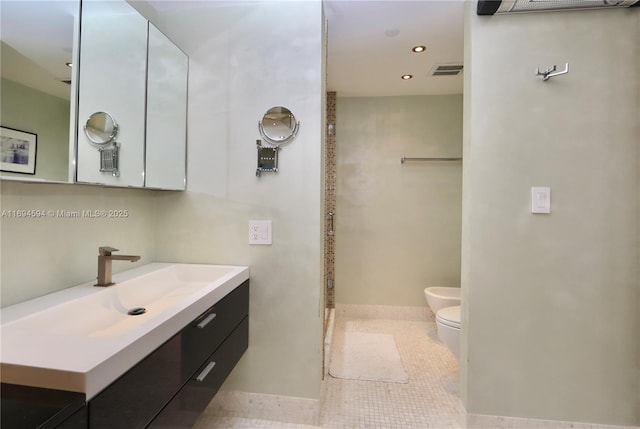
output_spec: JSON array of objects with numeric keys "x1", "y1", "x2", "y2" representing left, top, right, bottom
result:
[
  {"x1": 84, "y1": 111, "x2": 118, "y2": 146},
  {"x1": 259, "y1": 106, "x2": 299, "y2": 146}
]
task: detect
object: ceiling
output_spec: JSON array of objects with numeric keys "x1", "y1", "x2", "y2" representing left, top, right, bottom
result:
[
  {"x1": 0, "y1": 0, "x2": 464, "y2": 100},
  {"x1": 0, "y1": 0, "x2": 76, "y2": 100},
  {"x1": 324, "y1": 0, "x2": 465, "y2": 97},
  {"x1": 143, "y1": 0, "x2": 465, "y2": 97}
]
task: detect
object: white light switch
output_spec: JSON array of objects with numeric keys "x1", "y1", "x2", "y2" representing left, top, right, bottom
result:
[
  {"x1": 249, "y1": 220, "x2": 272, "y2": 245},
  {"x1": 531, "y1": 187, "x2": 551, "y2": 214}
]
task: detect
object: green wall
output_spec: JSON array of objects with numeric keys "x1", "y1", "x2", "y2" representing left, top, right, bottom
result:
[
  {"x1": 1, "y1": 78, "x2": 70, "y2": 182},
  {"x1": 335, "y1": 95, "x2": 463, "y2": 307},
  {"x1": 462, "y1": 6, "x2": 639, "y2": 426}
]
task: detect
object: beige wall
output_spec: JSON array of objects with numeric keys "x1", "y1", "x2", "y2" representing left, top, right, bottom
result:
[
  {"x1": 0, "y1": 181, "x2": 154, "y2": 307},
  {"x1": 1, "y1": 0, "x2": 324, "y2": 402},
  {"x1": 150, "y1": 0, "x2": 325, "y2": 400},
  {"x1": 462, "y1": 6, "x2": 640, "y2": 426},
  {"x1": 335, "y1": 95, "x2": 462, "y2": 307},
  {"x1": 1, "y1": 78, "x2": 70, "y2": 182}
]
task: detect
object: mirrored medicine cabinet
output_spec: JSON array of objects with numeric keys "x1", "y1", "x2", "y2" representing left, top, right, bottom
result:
[
  {"x1": 0, "y1": 0, "x2": 188, "y2": 190},
  {"x1": 0, "y1": 0, "x2": 77, "y2": 183}
]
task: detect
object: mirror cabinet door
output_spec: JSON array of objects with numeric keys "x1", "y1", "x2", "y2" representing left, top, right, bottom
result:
[
  {"x1": 0, "y1": 1, "x2": 78, "y2": 183},
  {"x1": 76, "y1": 0, "x2": 147, "y2": 187},
  {"x1": 145, "y1": 24, "x2": 188, "y2": 190}
]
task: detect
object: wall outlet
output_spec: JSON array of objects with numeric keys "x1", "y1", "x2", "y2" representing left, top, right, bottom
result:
[
  {"x1": 531, "y1": 187, "x2": 551, "y2": 214},
  {"x1": 249, "y1": 220, "x2": 272, "y2": 245}
]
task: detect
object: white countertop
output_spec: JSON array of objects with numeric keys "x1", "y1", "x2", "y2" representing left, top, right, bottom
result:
[{"x1": 0, "y1": 263, "x2": 249, "y2": 399}]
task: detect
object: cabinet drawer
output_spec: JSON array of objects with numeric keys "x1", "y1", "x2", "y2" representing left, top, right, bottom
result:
[
  {"x1": 89, "y1": 333, "x2": 184, "y2": 429},
  {"x1": 57, "y1": 405, "x2": 87, "y2": 429},
  {"x1": 0, "y1": 383, "x2": 86, "y2": 429},
  {"x1": 149, "y1": 316, "x2": 249, "y2": 429},
  {"x1": 181, "y1": 280, "x2": 249, "y2": 378}
]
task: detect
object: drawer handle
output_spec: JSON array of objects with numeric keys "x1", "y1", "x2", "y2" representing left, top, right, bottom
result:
[
  {"x1": 196, "y1": 361, "x2": 216, "y2": 382},
  {"x1": 197, "y1": 313, "x2": 216, "y2": 329}
]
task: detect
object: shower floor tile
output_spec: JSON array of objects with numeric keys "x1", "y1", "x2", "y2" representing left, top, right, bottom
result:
[{"x1": 196, "y1": 316, "x2": 463, "y2": 429}]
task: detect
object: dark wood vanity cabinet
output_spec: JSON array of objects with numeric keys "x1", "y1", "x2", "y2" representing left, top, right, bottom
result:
[
  {"x1": 1, "y1": 280, "x2": 249, "y2": 429},
  {"x1": 0, "y1": 384, "x2": 86, "y2": 429},
  {"x1": 89, "y1": 279, "x2": 249, "y2": 429},
  {"x1": 148, "y1": 318, "x2": 249, "y2": 428}
]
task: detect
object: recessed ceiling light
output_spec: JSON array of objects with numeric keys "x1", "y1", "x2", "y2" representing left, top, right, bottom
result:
[
  {"x1": 412, "y1": 46, "x2": 426, "y2": 53},
  {"x1": 401, "y1": 74, "x2": 413, "y2": 80}
]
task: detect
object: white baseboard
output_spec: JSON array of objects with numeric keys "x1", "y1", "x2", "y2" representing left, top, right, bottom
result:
[
  {"x1": 336, "y1": 303, "x2": 433, "y2": 321},
  {"x1": 465, "y1": 413, "x2": 640, "y2": 429}
]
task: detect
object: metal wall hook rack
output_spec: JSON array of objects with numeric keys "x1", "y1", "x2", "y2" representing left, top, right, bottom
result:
[{"x1": 536, "y1": 63, "x2": 569, "y2": 81}]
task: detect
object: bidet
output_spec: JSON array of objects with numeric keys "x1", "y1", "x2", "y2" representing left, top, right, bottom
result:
[{"x1": 424, "y1": 287, "x2": 461, "y2": 315}]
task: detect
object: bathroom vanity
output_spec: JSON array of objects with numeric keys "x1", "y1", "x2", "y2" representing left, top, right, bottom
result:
[{"x1": 0, "y1": 264, "x2": 249, "y2": 428}]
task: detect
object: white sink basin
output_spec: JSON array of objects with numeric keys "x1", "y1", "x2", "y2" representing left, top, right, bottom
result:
[
  {"x1": 0, "y1": 263, "x2": 249, "y2": 399},
  {"x1": 24, "y1": 264, "x2": 240, "y2": 338}
]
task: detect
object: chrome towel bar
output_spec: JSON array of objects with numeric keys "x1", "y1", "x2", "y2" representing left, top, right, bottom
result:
[{"x1": 401, "y1": 157, "x2": 462, "y2": 163}]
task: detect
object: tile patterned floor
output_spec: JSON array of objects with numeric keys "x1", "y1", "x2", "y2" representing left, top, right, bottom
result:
[{"x1": 197, "y1": 315, "x2": 463, "y2": 428}]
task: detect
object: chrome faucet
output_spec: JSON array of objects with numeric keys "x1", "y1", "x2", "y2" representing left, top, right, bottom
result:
[{"x1": 95, "y1": 246, "x2": 141, "y2": 287}]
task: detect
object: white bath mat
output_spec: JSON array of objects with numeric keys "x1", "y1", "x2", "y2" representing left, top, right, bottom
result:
[{"x1": 329, "y1": 332, "x2": 408, "y2": 383}]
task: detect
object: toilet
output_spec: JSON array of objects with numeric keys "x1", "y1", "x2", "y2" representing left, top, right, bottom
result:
[
  {"x1": 436, "y1": 305, "x2": 461, "y2": 358},
  {"x1": 424, "y1": 287, "x2": 461, "y2": 315}
]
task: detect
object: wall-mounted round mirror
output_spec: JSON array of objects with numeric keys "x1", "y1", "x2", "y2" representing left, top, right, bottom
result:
[
  {"x1": 84, "y1": 111, "x2": 118, "y2": 146},
  {"x1": 258, "y1": 106, "x2": 300, "y2": 146}
]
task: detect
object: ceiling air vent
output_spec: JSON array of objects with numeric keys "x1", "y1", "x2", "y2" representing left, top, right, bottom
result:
[
  {"x1": 477, "y1": 0, "x2": 640, "y2": 15},
  {"x1": 432, "y1": 64, "x2": 464, "y2": 76}
]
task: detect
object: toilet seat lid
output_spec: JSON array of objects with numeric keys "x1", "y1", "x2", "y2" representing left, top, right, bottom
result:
[{"x1": 436, "y1": 305, "x2": 461, "y2": 329}]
